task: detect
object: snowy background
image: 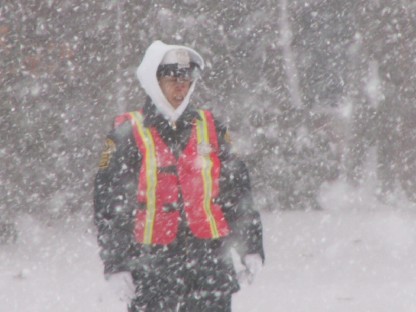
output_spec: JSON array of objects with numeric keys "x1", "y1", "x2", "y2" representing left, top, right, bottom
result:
[
  {"x1": 2, "y1": 1, "x2": 416, "y2": 311},
  {"x1": 2, "y1": 164, "x2": 416, "y2": 311}
]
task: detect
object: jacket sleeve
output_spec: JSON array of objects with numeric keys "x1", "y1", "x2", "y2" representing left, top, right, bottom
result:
[
  {"x1": 93, "y1": 122, "x2": 141, "y2": 274},
  {"x1": 216, "y1": 121, "x2": 265, "y2": 262}
]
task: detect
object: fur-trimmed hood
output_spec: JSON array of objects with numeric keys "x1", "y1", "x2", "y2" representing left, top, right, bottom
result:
[{"x1": 136, "y1": 40, "x2": 205, "y2": 122}]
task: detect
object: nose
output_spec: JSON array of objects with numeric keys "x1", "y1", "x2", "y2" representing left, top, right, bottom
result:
[{"x1": 174, "y1": 80, "x2": 191, "y2": 91}]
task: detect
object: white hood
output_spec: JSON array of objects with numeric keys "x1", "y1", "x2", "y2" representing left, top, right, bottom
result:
[{"x1": 136, "y1": 40, "x2": 205, "y2": 122}]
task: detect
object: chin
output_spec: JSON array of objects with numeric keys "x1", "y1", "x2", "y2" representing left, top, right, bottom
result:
[{"x1": 170, "y1": 101, "x2": 182, "y2": 108}]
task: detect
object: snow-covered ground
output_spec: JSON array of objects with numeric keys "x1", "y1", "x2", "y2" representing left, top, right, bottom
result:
[
  {"x1": 2, "y1": 178, "x2": 416, "y2": 312},
  {"x1": 234, "y1": 181, "x2": 416, "y2": 312}
]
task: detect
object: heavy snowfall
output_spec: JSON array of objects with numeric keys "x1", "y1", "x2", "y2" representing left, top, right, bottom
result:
[
  {"x1": 2, "y1": 171, "x2": 416, "y2": 311},
  {"x1": 2, "y1": 1, "x2": 416, "y2": 311}
]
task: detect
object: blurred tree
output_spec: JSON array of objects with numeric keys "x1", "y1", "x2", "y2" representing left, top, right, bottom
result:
[
  {"x1": 5, "y1": 0, "x2": 415, "y2": 224},
  {"x1": 346, "y1": 0, "x2": 416, "y2": 202}
]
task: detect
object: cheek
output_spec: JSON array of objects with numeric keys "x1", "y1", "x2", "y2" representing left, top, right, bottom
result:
[
  {"x1": 160, "y1": 84, "x2": 171, "y2": 97},
  {"x1": 181, "y1": 84, "x2": 192, "y2": 93}
]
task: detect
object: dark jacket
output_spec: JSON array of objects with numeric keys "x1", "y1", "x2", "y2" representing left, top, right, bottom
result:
[{"x1": 94, "y1": 99, "x2": 264, "y2": 294}]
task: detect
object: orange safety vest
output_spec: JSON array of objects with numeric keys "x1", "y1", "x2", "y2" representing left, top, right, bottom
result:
[{"x1": 114, "y1": 110, "x2": 230, "y2": 245}]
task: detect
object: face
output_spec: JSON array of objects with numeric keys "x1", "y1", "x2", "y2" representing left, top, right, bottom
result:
[{"x1": 159, "y1": 76, "x2": 192, "y2": 109}]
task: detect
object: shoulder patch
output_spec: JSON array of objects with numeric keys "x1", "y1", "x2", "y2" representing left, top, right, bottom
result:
[
  {"x1": 99, "y1": 138, "x2": 116, "y2": 169},
  {"x1": 224, "y1": 130, "x2": 232, "y2": 145}
]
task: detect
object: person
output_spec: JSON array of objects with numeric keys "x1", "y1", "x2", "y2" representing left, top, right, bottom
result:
[{"x1": 93, "y1": 40, "x2": 264, "y2": 312}]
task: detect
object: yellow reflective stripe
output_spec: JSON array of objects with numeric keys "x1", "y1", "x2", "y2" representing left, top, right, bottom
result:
[
  {"x1": 196, "y1": 110, "x2": 219, "y2": 238},
  {"x1": 130, "y1": 112, "x2": 157, "y2": 244}
]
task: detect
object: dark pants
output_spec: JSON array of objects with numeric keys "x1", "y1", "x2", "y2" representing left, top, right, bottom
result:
[
  {"x1": 127, "y1": 241, "x2": 237, "y2": 312},
  {"x1": 128, "y1": 292, "x2": 232, "y2": 312}
]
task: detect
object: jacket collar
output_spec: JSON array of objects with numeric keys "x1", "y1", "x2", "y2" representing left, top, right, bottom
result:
[{"x1": 142, "y1": 97, "x2": 201, "y2": 129}]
